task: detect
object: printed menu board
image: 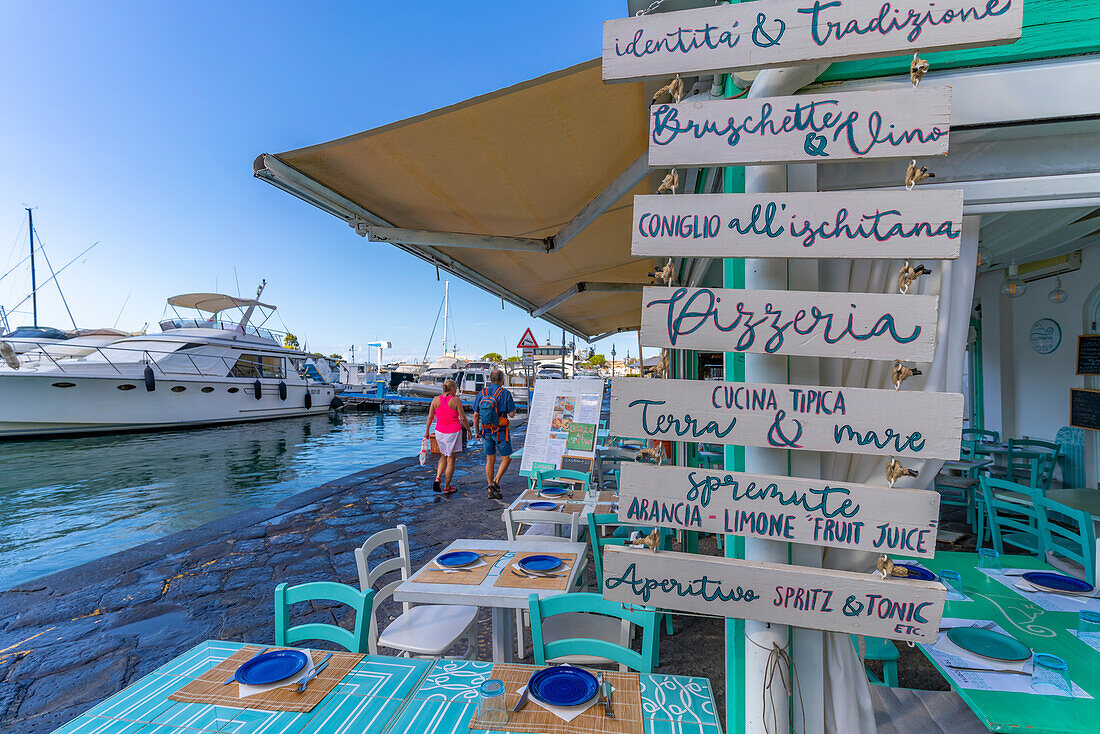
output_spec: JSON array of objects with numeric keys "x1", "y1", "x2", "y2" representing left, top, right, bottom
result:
[{"x1": 520, "y1": 379, "x2": 604, "y2": 477}]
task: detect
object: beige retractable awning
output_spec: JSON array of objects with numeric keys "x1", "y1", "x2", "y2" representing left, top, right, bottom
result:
[{"x1": 255, "y1": 59, "x2": 664, "y2": 340}]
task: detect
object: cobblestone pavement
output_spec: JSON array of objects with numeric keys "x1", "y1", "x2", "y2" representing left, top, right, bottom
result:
[{"x1": 2, "y1": 418, "x2": 991, "y2": 731}]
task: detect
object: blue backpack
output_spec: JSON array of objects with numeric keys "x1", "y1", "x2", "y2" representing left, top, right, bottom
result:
[{"x1": 478, "y1": 386, "x2": 506, "y2": 435}]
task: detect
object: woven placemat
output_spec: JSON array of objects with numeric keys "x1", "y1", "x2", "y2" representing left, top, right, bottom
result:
[
  {"x1": 468, "y1": 663, "x2": 643, "y2": 734},
  {"x1": 494, "y1": 552, "x2": 577, "y2": 591},
  {"x1": 168, "y1": 646, "x2": 361, "y2": 713},
  {"x1": 596, "y1": 491, "x2": 618, "y2": 504},
  {"x1": 409, "y1": 550, "x2": 507, "y2": 585}
]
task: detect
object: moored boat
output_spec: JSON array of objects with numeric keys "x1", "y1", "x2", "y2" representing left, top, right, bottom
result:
[{"x1": 0, "y1": 287, "x2": 336, "y2": 438}]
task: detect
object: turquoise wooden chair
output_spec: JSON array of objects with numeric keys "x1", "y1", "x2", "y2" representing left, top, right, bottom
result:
[
  {"x1": 588, "y1": 512, "x2": 674, "y2": 652},
  {"x1": 535, "y1": 469, "x2": 591, "y2": 495},
  {"x1": 1006, "y1": 439, "x2": 1061, "y2": 490},
  {"x1": 1037, "y1": 496, "x2": 1097, "y2": 586},
  {"x1": 980, "y1": 477, "x2": 1045, "y2": 557},
  {"x1": 274, "y1": 581, "x2": 373, "y2": 653},
  {"x1": 850, "y1": 636, "x2": 899, "y2": 687},
  {"x1": 962, "y1": 428, "x2": 1000, "y2": 444},
  {"x1": 528, "y1": 592, "x2": 658, "y2": 673}
]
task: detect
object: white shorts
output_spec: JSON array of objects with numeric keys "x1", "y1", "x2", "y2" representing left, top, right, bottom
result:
[{"x1": 435, "y1": 429, "x2": 462, "y2": 456}]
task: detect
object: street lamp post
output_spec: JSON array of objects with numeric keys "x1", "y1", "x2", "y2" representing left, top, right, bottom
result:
[{"x1": 611, "y1": 345, "x2": 616, "y2": 378}]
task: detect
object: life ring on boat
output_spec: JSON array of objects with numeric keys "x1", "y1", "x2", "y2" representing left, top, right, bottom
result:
[
  {"x1": 253, "y1": 380, "x2": 262, "y2": 400},
  {"x1": 0, "y1": 341, "x2": 19, "y2": 370},
  {"x1": 278, "y1": 381, "x2": 287, "y2": 401},
  {"x1": 144, "y1": 365, "x2": 156, "y2": 392},
  {"x1": 304, "y1": 391, "x2": 313, "y2": 409}
]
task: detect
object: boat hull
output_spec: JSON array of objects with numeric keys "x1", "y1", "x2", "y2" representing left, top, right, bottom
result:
[{"x1": 0, "y1": 374, "x2": 335, "y2": 439}]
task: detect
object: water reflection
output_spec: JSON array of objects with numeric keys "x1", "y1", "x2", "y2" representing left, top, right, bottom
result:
[{"x1": 0, "y1": 411, "x2": 426, "y2": 589}]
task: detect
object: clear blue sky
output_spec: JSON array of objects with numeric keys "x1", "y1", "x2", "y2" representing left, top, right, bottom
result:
[{"x1": 0, "y1": 0, "x2": 652, "y2": 363}]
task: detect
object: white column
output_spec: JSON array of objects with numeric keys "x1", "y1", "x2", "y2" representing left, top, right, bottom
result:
[{"x1": 742, "y1": 63, "x2": 829, "y2": 734}]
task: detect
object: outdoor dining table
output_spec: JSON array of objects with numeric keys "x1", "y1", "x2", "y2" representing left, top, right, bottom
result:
[
  {"x1": 392, "y1": 538, "x2": 588, "y2": 663},
  {"x1": 505, "y1": 488, "x2": 619, "y2": 534},
  {"x1": 916, "y1": 551, "x2": 1100, "y2": 733},
  {"x1": 1047, "y1": 488, "x2": 1100, "y2": 520},
  {"x1": 52, "y1": 639, "x2": 721, "y2": 733}
]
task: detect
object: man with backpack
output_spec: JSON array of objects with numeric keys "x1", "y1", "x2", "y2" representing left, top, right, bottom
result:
[{"x1": 474, "y1": 369, "x2": 516, "y2": 499}]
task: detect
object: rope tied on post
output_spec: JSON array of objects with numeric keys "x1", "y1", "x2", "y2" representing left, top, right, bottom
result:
[
  {"x1": 886, "y1": 457, "x2": 919, "y2": 488},
  {"x1": 746, "y1": 635, "x2": 806, "y2": 734},
  {"x1": 905, "y1": 159, "x2": 935, "y2": 191},
  {"x1": 629, "y1": 527, "x2": 662, "y2": 552},
  {"x1": 892, "y1": 360, "x2": 923, "y2": 390},
  {"x1": 650, "y1": 258, "x2": 675, "y2": 286},
  {"x1": 910, "y1": 52, "x2": 930, "y2": 87},
  {"x1": 652, "y1": 75, "x2": 685, "y2": 104},
  {"x1": 657, "y1": 168, "x2": 679, "y2": 195},
  {"x1": 898, "y1": 261, "x2": 932, "y2": 294}
]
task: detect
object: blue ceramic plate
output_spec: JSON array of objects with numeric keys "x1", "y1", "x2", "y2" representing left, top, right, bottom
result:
[
  {"x1": 235, "y1": 650, "x2": 309, "y2": 685},
  {"x1": 893, "y1": 564, "x2": 936, "y2": 582},
  {"x1": 437, "y1": 551, "x2": 480, "y2": 568},
  {"x1": 528, "y1": 666, "x2": 599, "y2": 707},
  {"x1": 539, "y1": 487, "x2": 569, "y2": 497},
  {"x1": 1022, "y1": 572, "x2": 1094, "y2": 595},
  {"x1": 946, "y1": 627, "x2": 1031, "y2": 662},
  {"x1": 519, "y1": 555, "x2": 563, "y2": 573},
  {"x1": 528, "y1": 501, "x2": 558, "y2": 510}
]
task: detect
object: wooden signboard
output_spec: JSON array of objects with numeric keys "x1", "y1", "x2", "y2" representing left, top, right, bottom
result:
[
  {"x1": 632, "y1": 190, "x2": 963, "y2": 260},
  {"x1": 1077, "y1": 335, "x2": 1100, "y2": 376},
  {"x1": 603, "y1": 0, "x2": 1023, "y2": 83},
  {"x1": 601, "y1": 546, "x2": 945, "y2": 644},
  {"x1": 1070, "y1": 388, "x2": 1100, "y2": 432},
  {"x1": 610, "y1": 377, "x2": 962, "y2": 460},
  {"x1": 640, "y1": 286, "x2": 939, "y2": 361},
  {"x1": 649, "y1": 86, "x2": 950, "y2": 168},
  {"x1": 618, "y1": 463, "x2": 939, "y2": 558}
]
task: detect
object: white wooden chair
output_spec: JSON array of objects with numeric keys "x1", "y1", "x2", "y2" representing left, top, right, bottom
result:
[
  {"x1": 502, "y1": 509, "x2": 588, "y2": 657},
  {"x1": 354, "y1": 524, "x2": 478, "y2": 659}
]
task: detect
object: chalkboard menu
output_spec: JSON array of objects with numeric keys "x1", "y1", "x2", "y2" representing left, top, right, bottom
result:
[
  {"x1": 1077, "y1": 335, "x2": 1100, "y2": 375},
  {"x1": 1071, "y1": 389, "x2": 1100, "y2": 431}
]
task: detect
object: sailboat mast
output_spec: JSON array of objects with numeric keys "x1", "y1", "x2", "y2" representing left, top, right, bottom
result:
[
  {"x1": 26, "y1": 208, "x2": 36, "y2": 328},
  {"x1": 442, "y1": 280, "x2": 449, "y2": 357}
]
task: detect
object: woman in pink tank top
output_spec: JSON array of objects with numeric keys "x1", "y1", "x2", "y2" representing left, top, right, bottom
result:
[{"x1": 425, "y1": 379, "x2": 470, "y2": 494}]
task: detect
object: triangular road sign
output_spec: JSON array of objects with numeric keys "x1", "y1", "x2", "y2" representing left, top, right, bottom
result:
[{"x1": 516, "y1": 328, "x2": 539, "y2": 349}]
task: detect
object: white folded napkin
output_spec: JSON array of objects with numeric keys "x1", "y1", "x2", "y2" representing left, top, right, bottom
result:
[
  {"x1": 515, "y1": 667, "x2": 614, "y2": 723},
  {"x1": 237, "y1": 652, "x2": 315, "y2": 698}
]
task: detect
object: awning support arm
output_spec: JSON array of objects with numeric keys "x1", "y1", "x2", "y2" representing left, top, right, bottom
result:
[
  {"x1": 364, "y1": 226, "x2": 550, "y2": 252},
  {"x1": 531, "y1": 281, "x2": 647, "y2": 319},
  {"x1": 549, "y1": 152, "x2": 650, "y2": 251},
  {"x1": 588, "y1": 326, "x2": 635, "y2": 344}
]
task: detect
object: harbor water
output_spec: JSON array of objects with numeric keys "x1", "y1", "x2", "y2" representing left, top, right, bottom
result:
[{"x1": 0, "y1": 411, "x2": 429, "y2": 590}]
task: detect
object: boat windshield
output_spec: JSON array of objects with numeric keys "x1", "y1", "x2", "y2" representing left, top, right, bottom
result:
[{"x1": 159, "y1": 318, "x2": 281, "y2": 343}]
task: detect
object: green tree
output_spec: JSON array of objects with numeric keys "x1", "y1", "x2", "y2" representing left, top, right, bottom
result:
[
  {"x1": 588, "y1": 353, "x2": 606, "y2": 367},
  {"x1": 329, "y1": 353, "x2": 343, "y2": 361},
  {"x1": 283, "y1": 333, "x2": 300, "y2": 349},
  {"x1": 504, "y1": 355, "x2": 520, "y2": 362},
  {"x1": 483, "y1": 352, "x2": 504, "y2": 362}
]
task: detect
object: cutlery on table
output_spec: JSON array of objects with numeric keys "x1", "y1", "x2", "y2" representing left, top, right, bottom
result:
[
  {"x1": 511, "y1": 569, "x2": 564, "y2": 579},
  {"x1": 296, "y1": 653, "x2": 333, "y2": 692},
  {"x1": 947, "y1": 665, "x2": 1029, "y2": 676},
  {"x1": 603, "y1": 675, "x2": 615, "y2": 718},
  {"x1": 513, "y1": 686, "x2": 531, "y2": 712},
  {"x1": 223, "y1": 647, "x2": 268, "y2": 684}
]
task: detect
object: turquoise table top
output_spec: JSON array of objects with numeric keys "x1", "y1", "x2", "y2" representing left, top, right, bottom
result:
[
  {"x1": 51, "y1": 640, "x2": 720, "y2": 733},
  {"x1": 920, "y1": 552, "x2": 1100, "y2": 734}
]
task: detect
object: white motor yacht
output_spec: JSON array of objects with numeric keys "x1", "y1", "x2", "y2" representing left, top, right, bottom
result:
[{"x1": 0, "y1": 289, "x2": 336, "y2": 438}]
